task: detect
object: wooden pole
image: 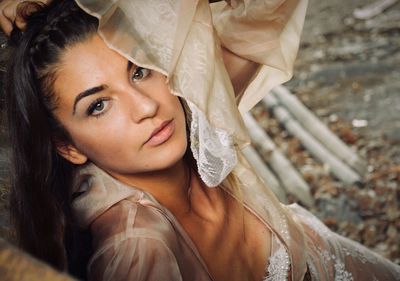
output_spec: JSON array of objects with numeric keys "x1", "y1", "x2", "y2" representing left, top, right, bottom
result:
[
  {"x1": 243, "y1": 113, "x2": 314, "y2": 207},
  {"x1": 242, "y1": 145, "x2": 288, "y2": 203},
  {"x1": 263, "y1": 94, "x2": 361, "y2": 184},
  {"x1": 272, "y1": 85, "x2": 366, "y2": 176}
]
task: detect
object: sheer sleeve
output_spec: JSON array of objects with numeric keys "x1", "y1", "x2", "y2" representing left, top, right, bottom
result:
[
  {"x1": 288, "y1": 203, "x2": 400, "y2": 280},
  {"x1": 88, "y1": 236, "x2": 182, "y2": 281},
  {"x1": 211, "y1": 0, "x2": 308, "y2": 113},
  {"x1": 73, "y1": 0, "x2": 309, "y2": 187}
]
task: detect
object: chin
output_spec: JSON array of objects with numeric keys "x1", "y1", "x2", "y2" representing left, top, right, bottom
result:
[
  {"x1": 151, "y1": 124, "x2": 188, "y2": 169},
  {"x1": 153, "y1": 141, "x2": 188, "y2": 170}
]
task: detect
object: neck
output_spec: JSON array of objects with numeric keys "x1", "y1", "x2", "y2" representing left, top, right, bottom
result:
[
  {"x1": 108, "y1": 158, "x2": 227, "y2": 222},
  {"x1": 110, "y1": 158, "x2": 192, "y2": 212}
]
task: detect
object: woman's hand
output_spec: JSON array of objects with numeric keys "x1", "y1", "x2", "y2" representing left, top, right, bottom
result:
[{"x1": 0, "y1": 0, "x2": 50, "y2": 35}]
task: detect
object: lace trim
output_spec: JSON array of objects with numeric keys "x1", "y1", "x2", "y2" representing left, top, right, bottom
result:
[
  {"x1": 187, "y1": 101, "x2": 237, "y2": 187},
  {"x1": 264, "y1": 240, "x2": 290, "y2": 281},
  {"x1": 316, "y1": 248, "x2": 354, "y2": 281},
  {"x1": 333, "y1": 259, "x2": 354, "y2": 281},
  {"x1": 290, "y1": 205, "x2": 355, "y2": 281}
]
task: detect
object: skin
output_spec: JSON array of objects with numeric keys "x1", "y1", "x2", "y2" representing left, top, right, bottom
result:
[
  {"x1": 53, "y1": 35, "x2": 270, "y2": 281},
  {"x1": 54, "y1": 35, "x2": 187, "y2": 178}
]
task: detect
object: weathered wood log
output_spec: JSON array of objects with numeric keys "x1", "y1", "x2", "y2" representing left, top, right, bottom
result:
[
  {"x1": 353, "y1": 0, "x2": 399, "y2": 19},
  {"x1": 243, "y1": 113, "x2": 314, "y2": 207},
  {"x1": 242, "y1": 145, "x2": 288, "y2": 203},
  {"x1": 0, "y1": 238, "x2": 76, "y2": 281},
  {"x1": 263, "y1": 94, "x2": 361, "y2": 185},
  {"x1": 272, "y1": 85, "x2": 367, "y2": 176}
]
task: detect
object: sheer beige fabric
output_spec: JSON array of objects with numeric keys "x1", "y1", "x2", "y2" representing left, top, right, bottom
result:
[
  {"x1": 72, "y1": 0, "x2": 400, "y2": 280},
  {"x1": 74, "y1": 0, "x2": 308, "y2": 187},
  {"x1": 73, "y1": 163, "x2": 400, "y2": 281}
]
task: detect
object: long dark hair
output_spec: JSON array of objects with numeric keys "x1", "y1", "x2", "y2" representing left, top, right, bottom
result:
[{"x1": 4, "y1": 0, "x2": 98, "y2": 275}]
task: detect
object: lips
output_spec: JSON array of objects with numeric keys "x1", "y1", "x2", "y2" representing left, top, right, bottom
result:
[{"x1": 145, "y1": 119, "x2": 175, "y2": 146}]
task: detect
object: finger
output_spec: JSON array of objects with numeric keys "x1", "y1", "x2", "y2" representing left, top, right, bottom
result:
[
  {"x1": 0, "y1": 15, "x2": 13, "y2": 35},
  {"x1": 0, "y1": 2, "x2": 16, "y2": 35},
  {"x1": 2, "y1": 2, "x2": 17, "y2": 22}
]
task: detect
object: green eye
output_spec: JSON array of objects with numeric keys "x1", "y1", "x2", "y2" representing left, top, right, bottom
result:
[
  {"x1": 86, "y1": 98, "x2": 108, "y2": 116},
  {"x1": 94, "y1": 101, "x2": 104, "y2": 112},
  {"x1": 131, "y1": 67, "x2": 151, "y2": 82}
]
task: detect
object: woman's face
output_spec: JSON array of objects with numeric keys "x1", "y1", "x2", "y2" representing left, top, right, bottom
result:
[{"x1": 52, "y1": 35, "x2": 187, "y2": 177}]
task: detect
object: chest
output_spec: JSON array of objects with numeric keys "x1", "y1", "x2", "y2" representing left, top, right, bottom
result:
[{"x1": 178, "y1": 196, "x2": 271, "y2": 281}]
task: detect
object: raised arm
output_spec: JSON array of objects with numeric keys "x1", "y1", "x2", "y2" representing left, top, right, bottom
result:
[
  {"x1": 212, "y1": 0, "x2": 308, "y2": 112},
  {"x1": 221, "y1": 46, "x2": 260, "y2": 98}
]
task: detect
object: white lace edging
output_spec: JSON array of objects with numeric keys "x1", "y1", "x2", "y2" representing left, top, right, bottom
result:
[
  {"x1": 188, "y1": 101, "x2": 237, "y2": 187},
  {"x1": 264, "y1": 240, "x2": 290, "y2": 281}
]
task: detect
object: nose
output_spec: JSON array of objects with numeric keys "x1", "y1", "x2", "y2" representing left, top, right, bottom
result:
[{"x1": 127, "y1": 89, "x2": 159, "y2": 123}]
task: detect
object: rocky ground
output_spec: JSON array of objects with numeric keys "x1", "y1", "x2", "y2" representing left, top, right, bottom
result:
[
  {"x1": 251, "y1": 0, "x2": 399, "y2": 264},
  {"x1": 0, "y1": 0, "x2": 399, "y2": 266}
]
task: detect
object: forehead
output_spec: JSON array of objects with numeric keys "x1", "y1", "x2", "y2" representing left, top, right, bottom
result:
[{"x1": 53, "y1": 35, "x2": 127, "y2": 103}]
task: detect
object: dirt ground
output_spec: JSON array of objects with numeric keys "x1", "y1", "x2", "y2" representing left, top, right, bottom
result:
[
  {"x1": 0, "y1": 0, "x2": 399, "y2": 267},
  {"x1": 252, "y1": 0, "x2": 400, "y2": 264}
]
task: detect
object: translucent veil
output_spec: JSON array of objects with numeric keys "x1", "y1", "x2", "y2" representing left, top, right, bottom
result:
[{"x1": 74, "y1": 0, "x2": 310, "y2": 279}]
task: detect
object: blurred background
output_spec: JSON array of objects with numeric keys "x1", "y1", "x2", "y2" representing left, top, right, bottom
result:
[
  {"x1": 250, "y1": 0, "x2": 400, "y2": 264},
  {"x1": 0, "y1": 0, "x2": 399, "y2": 266}
]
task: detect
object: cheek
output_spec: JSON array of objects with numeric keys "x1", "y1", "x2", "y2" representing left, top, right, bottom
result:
[
  {"x1": 165, "y1": 94, "x2": 186, "y2": 123},
  {"x1": 70, "y1": 127, "x2": 143, "y2": 173},
  {"x1": 67, "y1": 120, "x2": 136, "y2": 158}
]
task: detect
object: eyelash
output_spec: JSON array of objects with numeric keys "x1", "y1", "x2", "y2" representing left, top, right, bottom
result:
[
  {"x1": 84, "y1": 67, "x2": 150, "y2": 118},
  {"x1": 86, "y1": 97, "x2": 109, "y2": 117},
  {"x1": 131, "y1": 66, "x2": 151, "y2": 82}
]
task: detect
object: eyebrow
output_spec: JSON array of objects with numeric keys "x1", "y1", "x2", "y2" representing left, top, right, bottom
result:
[{"x1": 72, "y1": 85, "x2": 107, "y2": 115}]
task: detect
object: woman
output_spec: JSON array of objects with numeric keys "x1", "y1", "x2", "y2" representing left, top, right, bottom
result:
[{"x1": 2, "y1": 0, "x2": 400, "y2": 280}]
